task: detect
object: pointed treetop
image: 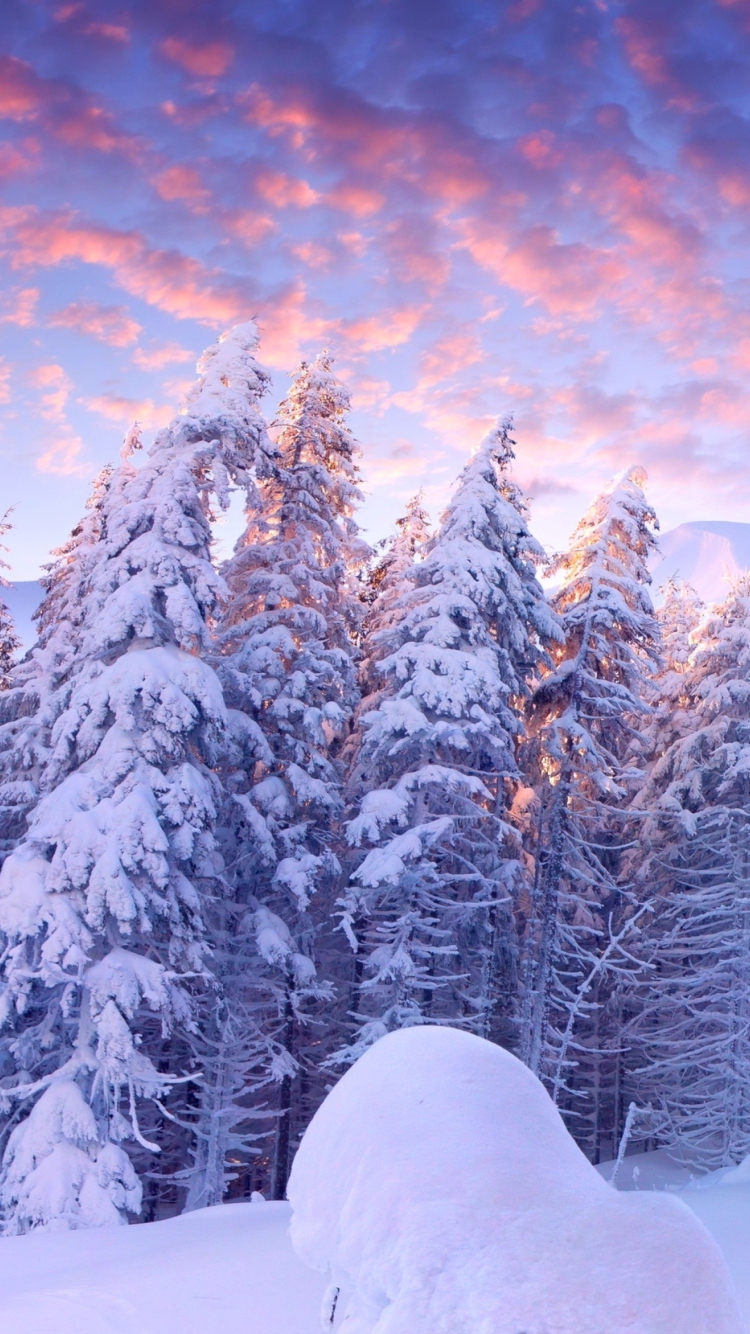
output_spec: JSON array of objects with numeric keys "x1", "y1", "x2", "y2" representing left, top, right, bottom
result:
[
  {"x1": 552, "y1": 464, "x2": 659, "y2": 602},
  {"x1": 156, "y1": 319, "x2": 276, "y2": 513},
  {"x1": 475, "y1": 417, "x2": 516, "y2": 471},
  {"x1": 274, "y1": 350, "x2": 359, "y2": 478},
  {"x1": 121, "y1": 422, "x2": 142, "y2": 460},
  {"x1": 364, "y1": 491, "x2": 430, "y2": 610},
  {"x1": 185, "y1": 320, "x2": 270, "y2": 425}
]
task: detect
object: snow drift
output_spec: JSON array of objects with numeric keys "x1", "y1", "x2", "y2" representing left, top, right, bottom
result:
[{"x1": 288, "y1": 1026, "x2": 743, "y2": 1334}]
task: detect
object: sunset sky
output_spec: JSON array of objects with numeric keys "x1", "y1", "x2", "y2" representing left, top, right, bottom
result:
[{"x1": 2, "y1": 0, "x2": 750, "y2": 578}]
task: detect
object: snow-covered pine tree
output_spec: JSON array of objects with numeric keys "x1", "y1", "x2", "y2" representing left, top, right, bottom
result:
[
  {"x1": 519, "y1": 466, "x2": 660, "y2": 1162},
  {"x1": 359, "y1": 493, "x2": 431, "y2": 698},
  {"x1": 0, "y1": 511, "x2": 20, "y2": 693},
  {"x1": 337, "y1": 422, "x2": 559, "y2": 1062},
  {"x1": 0, "y1": 321, "x2": 274, "y2": 1232},
  {"x1": 657, "y1": 577, "x2": 705, "y2": 676},
  {"x1": 0, "y1": 471, "x2": 115, "y2": 864},
  {"x1": 344, "y1": 492, "x2": 431, "y2": 795},
  {"x1": 211, "y1": 351, "x2": 366, "y2": 1202},
  {"x1": 628, "y1": 575, "x2": 750, "y2": 1169}
]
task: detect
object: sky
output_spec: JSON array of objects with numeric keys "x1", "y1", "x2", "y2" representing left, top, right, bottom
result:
[{"x1": 2, "y1": 0, "x2": 750, "y2": 579}]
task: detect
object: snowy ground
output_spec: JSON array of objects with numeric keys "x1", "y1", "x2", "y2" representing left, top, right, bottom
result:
[
  {"x1": 0, "y1": 1200, "x2": 326, "y2": 1334},
  {"x1": 0, "y1": 1166, "x2": 747, "y2": 1333}
]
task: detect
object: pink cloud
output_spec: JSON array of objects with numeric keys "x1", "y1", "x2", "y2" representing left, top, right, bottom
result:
[
  {"x1": 290, "y1": 241, "x2": 334, "y2": 270},
  {"x1": 337, "y1": 231, "x2": 370, "y2": 257},
  {"x1": 256, "y1": 170, "x2": 319, "y2": 209},
  {"x1": 84, "y1": 22, "x2": 129, "y2": 43},
  {"x1": 0, "y1": 56, "x2": 140, "y2": 159},
  {"x1": 0, "y1": 57, "x2": 47, "y2": 121},
  {"x1": 53, "y1": 2, "x2": 129, "y2": 41},
  {"x1": 241, "y1": 83, "x2": 487, "y2": 208},
  {"x1": 152, "y1": 164, "x2": 211, "y2": 208},
  {"x1": 0, "y1": 141, "x2": 38, "y2": 180},
  {"x1": 340, "y1": 304, "x2": 428, "y2": 353},
  {"x1": 551, "y1": 380, "x2": 637, "y2": 441},
  {"x1": 417, "y1": 331, "x2": 485, "y2": 387},
  {"x1": 3, "y1": 207, "x2": 251, "y2": 326},
  {"x1": 459, "y1": 221, "x2": 624, "y2": 316},
  {"x1": 36, "y1": 434, "x2": 87, "y2": 477},
  {"x1": 518, "y1": 131, "x2": 563, "y2": 170},
  {"x1": 82, "y1": 393, "x2": 172, "y2": 426},
  {"x1": 53, "y1": 105, "x2": 141, "y2": 157},
  {"x1": 240, "y1": 84, "x2": 317, "y2": 152},
  {"x1": 133, "y1": 343, "x2": 195, "y2": 370},
  {"x1": 224, "y1": 210, "x2": 277, "y2": 246},
  {"x1": 48, "y1": 300, "x2": 142, "y2": 346},
  {"x1": 615, "y1": 16, "x2": 702, "y2": 114},
  {"x1": 0, "y1": 359, "x2": 10, "y2": 405},
  {"x1": 159, "y1": 38, "x2": 234, "y2": 79},
  {"x1": 28, "y1": 362, "x2": 71, "y2": 422},
  {"x1": 339, "y1": 373, "x2": 392, "y2": 413},
  {"x1": 256, "y1": 283, "x2": 330, "y2": 370},
  {"x1": 326, "y1": 184, "x2": 385, "y2": 217},
  {"x1": 0, "y1": 287, "x2": 38, "y2": 327},
  {"x1": 382, "y1": 216, "x2": 449, "y2": 289},
  {"x1": 26, "y1": 360, "x2": 90, "y2": 478}
]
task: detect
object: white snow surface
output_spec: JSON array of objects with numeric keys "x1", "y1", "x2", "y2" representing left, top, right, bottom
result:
[
  {"x1": 0, "y1": 1033, "x2": 749, "y2": 1332},
  {"x1": 288, "y1": 1026, "x2": 744, "y2": 1334},
  {"x1": 0, "y1": 1200, "x2": 326, "y2": 1334}
]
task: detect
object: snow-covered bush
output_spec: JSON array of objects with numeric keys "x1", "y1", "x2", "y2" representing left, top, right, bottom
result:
[{"x1": 288, "y1": 1025, "x2": 742, "y2": 1334}]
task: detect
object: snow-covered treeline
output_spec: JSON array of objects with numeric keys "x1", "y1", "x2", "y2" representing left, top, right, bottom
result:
[{"x1": 0, "y1": 320, "x2": 748, "y2": 1231}]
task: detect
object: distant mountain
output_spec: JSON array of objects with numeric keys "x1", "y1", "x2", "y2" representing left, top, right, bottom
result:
[
  {"x1": 1, "y1": 581, "x2": 43, "y2": 652},
  {"x1": 650, "y1": 521, "x2": 750, "y2": 606}
]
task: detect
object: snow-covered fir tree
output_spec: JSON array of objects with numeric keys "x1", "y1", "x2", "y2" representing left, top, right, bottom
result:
[
  {"x1": 345, "y1": 492, "x2": 431, "y2": 795},
  {"x1": 212, "y1": 351, "x2": 366, "y2": 1201},
  {"x1": 657, "y1": 577, "x2": 705, "y2": 676},
  {"x1": 0, "y1": 511, "x2": 19, "y2": 694},
  {"x1": 0, "y1": 471, "x2": 115, "y2": 864},
  {"x1": 628, "y1": 575, "x2": 750, "y2": 1169},
  {"x1": 0, "y1": 322, "x2": 274, "y2": 1232},
  {"x1": 358, "y1": 493, "x2": 431, "y2": 699},
  {"x1": 519, "y1": 466, "x2": 660, "y2": 1161},
  {"x1": 338, "y1": 422, "x2": 559, "y2": 1062}
]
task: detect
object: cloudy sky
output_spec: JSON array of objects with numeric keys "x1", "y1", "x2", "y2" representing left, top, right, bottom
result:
[{"x1": 1, "y1": 0, "x2": 749, "y2": 577}]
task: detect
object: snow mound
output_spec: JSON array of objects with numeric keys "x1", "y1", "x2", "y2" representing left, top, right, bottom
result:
[{"x1": 288, "y1": 1026, "x2": 743, "y2": 1334}]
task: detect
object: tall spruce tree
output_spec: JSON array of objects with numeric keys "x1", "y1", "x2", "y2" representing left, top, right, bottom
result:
[
  {"x1": 0, "y1": 511, "x2": 20, "y2": 694},
  {"x1": 337, "y1": 423, "x2": 559, "y2": 1062},
  {"x1": 345, "y1": 493, "x2": 431, "y2": 797},
  {"x1": 0, "y1": 472, "x2": 115, "y2": 864},
  {"x1": 628, "y1": 575, "x2": 750, "y2": 1169},
  {"x1": 359, "y1": 493, "x2": 431, "y2": 701},
  {"x1": 519, "y1": 466, "x2": 660, "y2": 1162},
  {"x1": 0, "y1": 322, "x2": 273, "y2": 1232},
  {"x1": 211, "y1": 351, "x2": 365, "y2": 1202}
]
